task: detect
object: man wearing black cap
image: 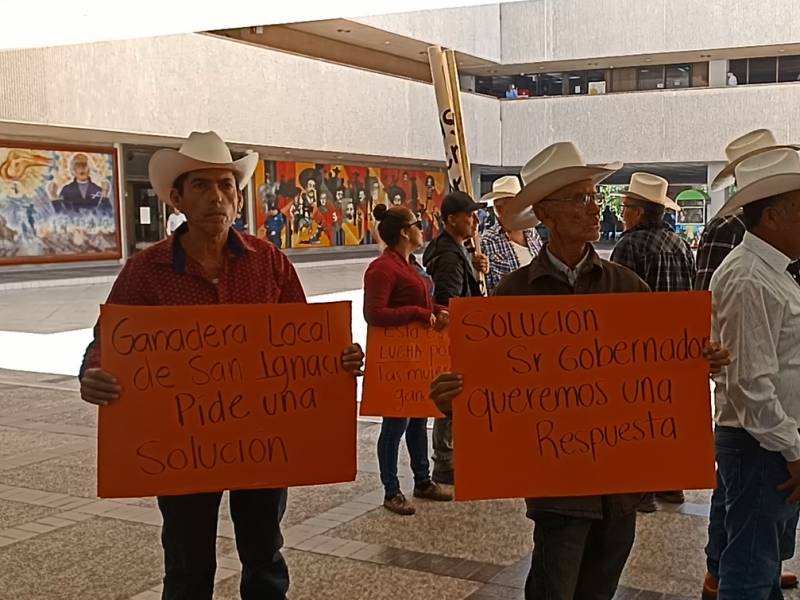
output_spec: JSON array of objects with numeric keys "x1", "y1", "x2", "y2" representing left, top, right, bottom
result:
[{"x1": 422, "y1": 190, "x2": 487, "y2": 485}]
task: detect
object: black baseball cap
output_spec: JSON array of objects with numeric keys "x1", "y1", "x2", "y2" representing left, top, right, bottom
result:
[{"x1": 441, "y1": 191, "x2": 487, "y2": 220}]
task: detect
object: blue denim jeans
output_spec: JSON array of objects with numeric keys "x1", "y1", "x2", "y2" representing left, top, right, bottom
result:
[
  {"x1": 377, "y1": 417, "x2": 431, "y2": 498},
  {"x1": 706, "y1": 427, "x2": 799, "y2": 599}
]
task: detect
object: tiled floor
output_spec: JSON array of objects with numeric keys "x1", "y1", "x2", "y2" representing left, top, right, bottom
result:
[{"x1": 0, "y1": 369, "x2": 792, "y2": 600}]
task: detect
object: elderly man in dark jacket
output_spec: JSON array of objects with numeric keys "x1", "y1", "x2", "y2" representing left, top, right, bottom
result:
[{"x1": 422, "y1": 191, "x2": 486, "y2": 484}]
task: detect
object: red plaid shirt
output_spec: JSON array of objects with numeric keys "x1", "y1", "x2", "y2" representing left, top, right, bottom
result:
[{"x1": 80, "y1": 224, "x2": 306, "y2": 376}]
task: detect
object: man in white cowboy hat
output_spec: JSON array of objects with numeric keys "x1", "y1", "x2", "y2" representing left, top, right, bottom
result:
[
  {"x1": 428, "y1": 141, "x2": 731, "y2": 600},
  {"x1": 479, "y1": 175, "x2": 543, "y2": 293},
  {"x1": 698, "y1": 129, "x2": 800, "y2": 597},
  {"x1": 609, "y1": 173, "x2": 695, "y2": 513},
  {"x1": 696, "y1": 128, "x2": 800, "y2": 292},
  {"x1": 76, "y1": 131, "x2": 365, "y2": 600},
  {"x1": 704, "y1": 147, "x2": 800, "y2": 599}
]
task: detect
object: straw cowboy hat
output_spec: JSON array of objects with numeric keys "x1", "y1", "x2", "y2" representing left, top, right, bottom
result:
[
  {"x1": 611, "y1": 172, "x2": 681, "y2": 212},
  {"x1": 481, "y1": 176, "x2": 540, "y2": 229},
  {"x1": 148, "y1": 131, "x2": 259, "y2": 204},
  {"x1": 710, "y1": 128, "x2": 800, "y2": 192},
  {"x1": 715, "y1": 148, "x2": 800, "y2": 218},
  {"x1": 503, "y1": 142, "x2": 622, "y2": 231}
]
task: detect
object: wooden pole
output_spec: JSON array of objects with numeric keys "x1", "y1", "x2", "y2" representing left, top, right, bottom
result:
[{"x1": 427, "y1": 45, "x2": 486, "y2": 295}]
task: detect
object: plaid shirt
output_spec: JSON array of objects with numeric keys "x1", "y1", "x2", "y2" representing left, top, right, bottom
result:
[
  {"x1": 480, "y1": 224, "x2": 543, "y2": 293},
  {"x1": 695, "y1": 213, "x2": 800, "y2": 290},
  {"x1": 694, "y1": 214, "x2": 745, "y2": 291},
  {"x1": 610, "y1": 220, "x2": 696, "y2": 292}
]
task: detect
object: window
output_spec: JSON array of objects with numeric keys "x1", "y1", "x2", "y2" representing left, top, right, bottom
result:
[
  {"x1": 778, "y1": 55, "x2": 800, "y2": 82},
  {"x1": 611, "y1": 68, "x2": 637, "y2": 93},
  {"x1": 638, "y1": 65, "x2": 665, "y2": 90},
  {"x1": 539, "y1": 73, "x2": 564, "y2": 96},
  {"x1": 729, "y1": 59, "x2": 747, "y2": 85},
  {"x1": 567, "y1": 71, "x2": 587, "y2": 95},
  {"x1": 666, "y1": 64, "x2": 691, "y2": 88},
  {"x1": 691, "y1": 62, "x2": 709, "y2": 87},
  {"x1": 748, "y1": 57, "x2": 777, "y2": 84}
]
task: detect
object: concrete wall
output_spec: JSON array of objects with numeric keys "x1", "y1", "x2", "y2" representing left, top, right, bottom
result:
[
  {"x1": 500, "y1": 0, "x2": 800, "y2": 64},
  {"x1": 353, "y1": 4, "x2": 502, "y2": 63},
  {"x1": 0, "y1": 33, "x2": 501, "y2": 167},
  {"x1": 501, "y1": 84, "x2": 800, "y2": 166}
]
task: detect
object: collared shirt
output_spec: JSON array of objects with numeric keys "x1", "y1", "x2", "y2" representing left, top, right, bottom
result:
[
  {"x1": 610, "y1": 220, "x2": 696, "y2": 292},
  {"x1": 481, "y1": 224, "x2": 543, "y2": 293},
  {"x1": 493, "y1": 243, "x2": 650, "y2": 519},
  {"x1": 711, "y1": 233, "x2": 800, "y2": 461},
  {"x1": 545, "y1": 245, "x2": 591, "y2": 287},
  {"x1": 80, "y1": 223, "x2": 306, "y2": 375}
]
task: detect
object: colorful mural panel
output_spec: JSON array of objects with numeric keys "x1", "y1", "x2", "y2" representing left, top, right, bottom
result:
[
  {"x1": 0, "y1": 143, "x2": 120, "y2": 265},
  {"x1": 255, "y1": 160, "x2": 446, "y2": 249}
]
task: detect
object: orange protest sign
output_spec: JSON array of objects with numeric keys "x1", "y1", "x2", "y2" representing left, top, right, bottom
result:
[
  {"x1": 361, "y1": 324, "x2": 448, "y2": 418},
  {"x1": 448, "y1": 292, "x2": 715, "y2": 502},
  {"x1": 97, "y1": 302, "x2": 356, "y2": 499}
]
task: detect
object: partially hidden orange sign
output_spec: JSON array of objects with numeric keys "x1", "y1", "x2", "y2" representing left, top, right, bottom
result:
[
  {"x1": 361, "y1": 324, "x2": 448, "y2": 418},
  {"x1": 448, "y1": 292, "x2": 715, "y2": 502},
  {"x1": 97, "y1": 302, "x2": 356, "y2": 498}
]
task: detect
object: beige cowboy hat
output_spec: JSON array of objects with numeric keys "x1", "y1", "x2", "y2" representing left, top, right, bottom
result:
[
  {"x1": 715, "y1": 148, "x2": 800, "y2": 218},
  {"x1": 481, "y1": 175, "x2": 540, "y2": 228},
  {"x1": 710, "y1": 128, "x2": 800, "y2": 192},
  {"x1": 503, "y1": 142, "x2": 622, "y2": 231},
  {"x1": 149, "y1": 131, "x2": 259, "y2": 204},
  {"x1": 611, "y1": 172, "x2": 681, "y2": 212}
]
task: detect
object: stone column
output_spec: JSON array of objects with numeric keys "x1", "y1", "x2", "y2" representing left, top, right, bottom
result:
[{"x1": 707, "y1": 162, "x2": 727, "y2": 218}]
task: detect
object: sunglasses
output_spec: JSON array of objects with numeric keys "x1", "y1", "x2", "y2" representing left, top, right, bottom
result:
[{"x1": 406, "y1": 220, "x2": 423, "y2": 230}]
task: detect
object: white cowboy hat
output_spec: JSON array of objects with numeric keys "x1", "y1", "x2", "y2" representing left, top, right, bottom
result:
[
  {"x1": 481, "y1": 175, "x2": 540, "y2": 229},
  {"x1": 503, "y1": 142, "x2": 622, "y2": 231},
  {"x1": 710, "y1": 128, "x2": 800, "y2": 192},
  {"x1": 611, "y1": 172, "x2": 681, "y2": 212},
  {"x1": 715, "y1": 148, "x2": 800, "y2": 218},
  {"x1": 148, "y1": 131, "x2": 259, "y2": 204}
]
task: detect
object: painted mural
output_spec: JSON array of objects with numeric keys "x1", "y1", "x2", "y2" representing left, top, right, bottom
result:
[
  {"x1": 254, "y1": 160, "x2": 446, "y2": 249},
  {"x1": 0, "y1": 143, "x2": 120, "y2": 265}
]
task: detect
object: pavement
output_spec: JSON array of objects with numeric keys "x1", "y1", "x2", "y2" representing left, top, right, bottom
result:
[{"x1": 0, "y1": 245, "x2": 764, "y2": 600}]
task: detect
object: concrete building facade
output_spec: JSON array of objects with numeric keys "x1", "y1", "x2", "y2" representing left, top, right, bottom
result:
[{"x1": 1, "y1": 0, "x2": 799, "y2": 269}]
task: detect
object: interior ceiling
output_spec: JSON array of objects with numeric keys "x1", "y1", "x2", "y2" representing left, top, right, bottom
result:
[
  {"x1": 286, "y1": 18, "x2": 800, "y2": 76},
  {"x1": 482, "y1": 163, "x2": 709, "y2": 185}
]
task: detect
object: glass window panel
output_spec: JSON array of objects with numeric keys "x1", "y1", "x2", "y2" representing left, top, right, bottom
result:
[
  {"x1": 637, "y1": 65, "x2": 665, "y2": 90},
  {"x1": 666, "y1": 64, "x2": 691, "y2": 88},
  {"x1": 748, "y1": 57, "x2": 777, "y2": 84},
  {"x1": 611, "y1": 68, "x2": 637, "y2": 93},
  {"x1": 778, "y1": 55, "x2": 800, "y2": 82},
  {"x1": 567, "y1": 71, "x2": 588, "y2": 95},
  {"x1": 540, "y1": 73, "x2": 564, "y2": 96},
  {"x1": 691, "y1": 62, "x2": 709, "y2": 87},
  {"x1": 728, "y1": 60, "x2": 747, "y2": 85}
]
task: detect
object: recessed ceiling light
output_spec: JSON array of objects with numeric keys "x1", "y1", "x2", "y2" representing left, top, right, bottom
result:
[
  {"x1": 336, "y1": 28, "x2": 351, "y2": 34},
  {"x1": 539, "y1": 66, "x2": 545, "y2": 70},
  {"x1": 644, "y1": 58, "x2": 652, "y2": 62},
  {"x1": 284, "y1": 151, "x2": 291, "y2": 155},
  {"x1": 520, "y1": 72, "x2": 525, "y2": 76},
  {"x1": 609, "y1": 66, "x2": 615, "y2": 69},
  {"x1": 780, "y1": 49, "x2": 787, "y2": 53},
  {"x1": 336, "y1": 156, "x2": 343, "y2": 159},
  {"x1": 384, "y1": 41, "x2": 391, "y2": 45}
]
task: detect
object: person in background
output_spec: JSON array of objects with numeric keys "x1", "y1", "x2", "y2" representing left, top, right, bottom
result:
[
  {"x1": 480, "y1": 175, "x2": 543, "y2": 293},
  {"x1": 166, "y1": 205, "x2": 186, "y2": 236},
  {"x1": 77, "y1": 131, "x2": 365, "y2": 600},
  {"x1": 601, "y1": 204, "x2": 616, "y2": 240},
  {"x1": 727, "y1": 72, "x2": 738, "y2": 86},
  {"x1": 609, "y1": 173, "x2": 696, "y2": 513},
  {"x1": 232, "y1": 209, "x2": 246, "y2": 232},
  {"x1": 698, "y1": 128, "x2": 800, "y2": 598},
  {"x1": 428, "y1": 141, "x2": 730, "y2": 600},
  {"x1": 422, "y1": 191, "x2": 487, "y2": 485},
  {"x1": 506, "y1": 84, "x2": 519, "y2": 99},
  {"x1": 363, "y1": 204, "x2": 453, "y2": 515}
]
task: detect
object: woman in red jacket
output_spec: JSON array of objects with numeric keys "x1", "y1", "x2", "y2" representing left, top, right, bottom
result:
[{"x1": 364, "y1": 204, "x2": 453, "y2": 515}]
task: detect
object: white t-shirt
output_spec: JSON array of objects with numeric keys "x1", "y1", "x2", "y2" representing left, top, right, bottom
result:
[
  {"x1": 167, "y1": 212, "x2": 187, "y2": 235},
  {"x1": 510, "y1": 240, "x2": 534, "y2": 269},
  {"x1": 728, "y1": 74, "x2": 738, "y2": 86}
]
